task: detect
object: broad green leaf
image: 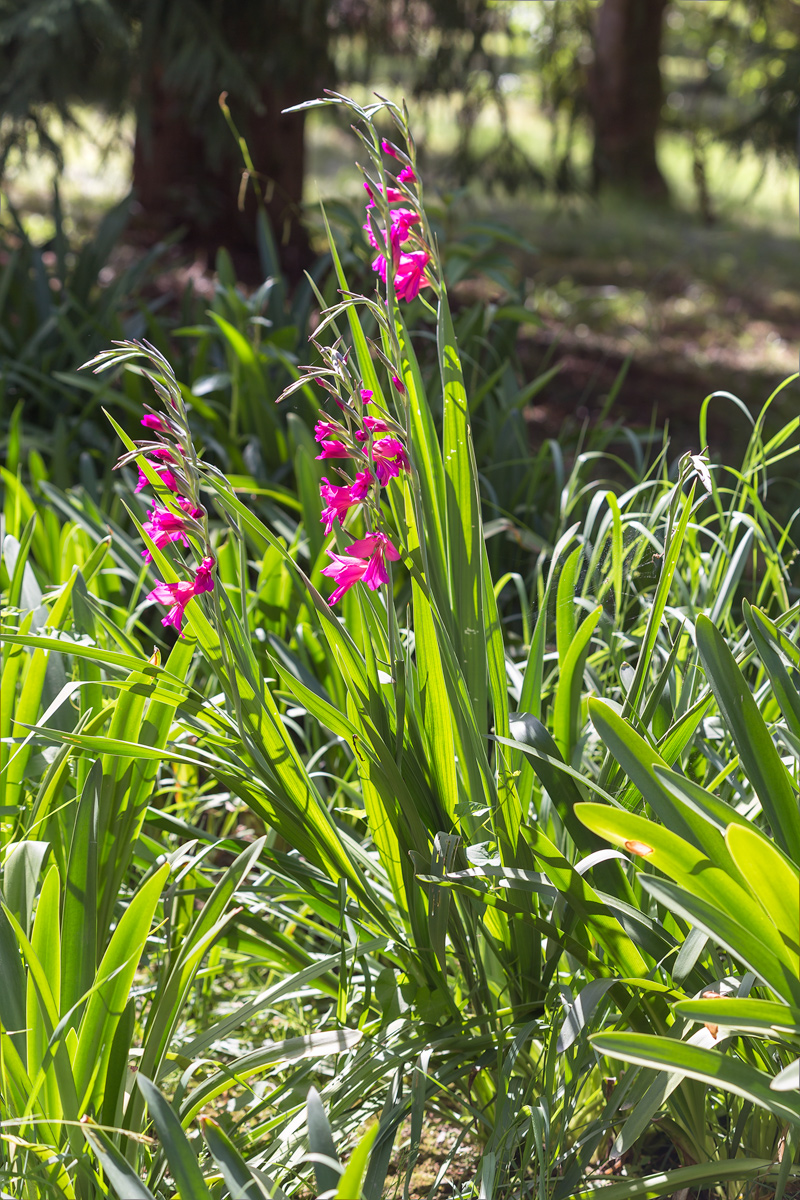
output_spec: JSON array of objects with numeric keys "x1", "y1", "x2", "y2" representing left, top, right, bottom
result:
[
  {"x1": 572, "y1": 1157, "x2": 775, "y2": 1200},
  {"x1": 771, "y1": 1059, "x2": 800, "y2": 1091},
  {"x1": 412, "y1": 578, "x2": 458, "y2": 825},
  {"x1": 0, "y1": 632, "x2": 162, "y2": 676},
  {"x1": 724, "y1": 823, "x2": 799, "y2": 970},
  {"x1": 555, "y1": 544, "x2": 583, "y2": 667},
  {"x1": 73, "y1": 862, "x2": 169, "y2": 1113},
  {"x1": 638, "y1": 876, "x2": 800, "y2": 1006},
  {"x1": 61, "y1": 760, "x2": 99, "y2": 1023},
  {"x1": 439, "y1": 289, "x2": 486, "y2": 733},
  {"x1": 3, "y1": 840, "x2": 51, "y2": 934},
  {"x1": 553, "y1": 605, "x2": 601, "y2": 763},
  {"x1": 504, "y1": 715, "x2": 635, "y2": 907},
  {"x1": 601, "y1": 482, "x2": 696, "y2": 796},
  {"x1": 526, "y1": 823, "x2": 650, "y2": 979},
  {"x1": 27, "y1": 863, "x2": 62, "y2": 1127},
  {"x1": 696, "y1": 613, "x2": 800, "y2": 862},
  {"x1": 3, "y1": 903, "x2": 80, "y2": 1136},
  {"x1": 574, "y1": 802, "x2": 782, "y2": 959},
  {"x1": 588, "y1": 699, "x2": 745, "y2": 880},
  {"x1": 337, "y1": 1120, "x2": 379, "y2": 1200},
  {"x1": 674, "y1": 996, "x2": 800, "y2": 1038},
  {"x1": 0, "y1": 904, "x2": 27, "y2": 1056},
  {"x1": 307, "y1": 1085, "x2": 341, "y2": 1195},
  {"x1": 592, "y1": 1031, "x2": 800, "y2": 1125},
  {"x1": 743, "y1": 601, "x2": 800, "y2": 740}
]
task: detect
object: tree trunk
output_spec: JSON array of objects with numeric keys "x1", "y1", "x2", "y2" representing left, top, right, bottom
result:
[
  {"x1": 132, "y1": 72, "x2": 310, "y2": 283},
  {"x1": 587, "y1": 0, "x2": 670, "y2": 198}
]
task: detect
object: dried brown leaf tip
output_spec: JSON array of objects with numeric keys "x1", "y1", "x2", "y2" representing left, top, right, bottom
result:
[
  {"x1": 624, "y1": 839, "x2": 654, "y2": 856},
  {"x1": 701, "y1": 990, "x2": 723, "y2": 1040}
]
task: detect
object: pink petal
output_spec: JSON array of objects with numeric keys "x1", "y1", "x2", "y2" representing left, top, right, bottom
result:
[
  {"x1": 345, "y1": 531, "x2": 399, "y2": 561},
  {"x1": 393, "y1": 251, "x2": 430, "y2": 303},
  {"x1": 161, "y1": 603, "x2": 186, "y2": 633},
  {"x1": 141, "y1": 414, "x2": 168, "y2": 432},
  {"x1": 315, "y1": 441, "x2": 352, "y2": 461},
  {"x1": 315, "y1": 420, "x2": 343, "y2": 443},
  {"x1": 192, "y1": 557, "x2": 215, "y2": 595},
  {"x1": 321, "y1": 553, "x2": 368, "y2": 605},
  {"x1": 362, "y1": 552, "x2": 390, "y2": 590}
]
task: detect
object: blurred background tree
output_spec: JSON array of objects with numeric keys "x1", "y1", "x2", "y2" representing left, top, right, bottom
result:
[
  {"x1": 530, "y1": 0, "x2": 800, "y2": 211},
  {"x1": 586, "y1": 0, "x2": 671, "y2": 197},
  {"x1": 0, "y1": 0, "x2": 333, "y2": 277},
  {"x1": 0, "y1": 0, "x2": 508, "y2": 277}
]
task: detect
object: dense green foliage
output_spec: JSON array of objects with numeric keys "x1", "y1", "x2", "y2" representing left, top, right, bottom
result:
[{"x1": 2, "y1": 93, "x2": 800, "y2": 1199}]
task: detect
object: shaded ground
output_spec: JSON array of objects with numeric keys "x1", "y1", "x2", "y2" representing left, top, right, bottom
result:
[
  {"x1": 518, "y1": 324, "x2": 799, "y2": 463},
  {"x1": 476, "y1": 192, "x2": 800, "y2": 462},
  {"x1": 385, "y1": 1117, "x2": 483, "y2": 1198}
]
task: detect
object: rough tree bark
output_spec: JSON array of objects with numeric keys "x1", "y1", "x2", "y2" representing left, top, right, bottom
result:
[
  {"x1": 586, "y1": 0, "x2": 670, "y2": 198},
  {"x1": 132, "y1": 73, "x2": 310, "y2": 281}
]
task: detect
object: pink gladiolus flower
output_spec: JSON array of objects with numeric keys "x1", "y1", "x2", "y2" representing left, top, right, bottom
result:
[
  {"x1": 398, "y1": 165, "x2": 416, "y2": 184},
  {"x1": 355, "y1": 417, "x2": 391, "y2": 443},
  {"x1": 381, "y1": 139, "x2": 398, "y2": 157},
  {"x1": 371, "y1": 252, "x2": 388, "y2": 283},
  {"x1": 389, "y1": 209, "x2": 419, "y2": 249},
  {"x1": 321, "y1": 531, "x2": 400, "y2": 604},
  {"x1": 314, "y1": 419, "x2": 343, "y2": 442},
  {"x1": 141, "y1": 413, "x2": 168, "y2": 432},
  {"x1": 134, "y1": 446, "x2": 179, "y2": 492},
  {"x1": 315, "y1": 440, "x2": 351, "y2": 461},
  {"x1": 147, "y1": 556, "x2": 215, "y2": 634},
  {"x1": 394, "y1": 251, "x2": 430, "y2": 302},
  {"x1": 360, "y1": 389, "x2": 373, "y2": 404},
  {"x1": 141, "y1": 499, "x2": 202, "y2": 562},
  {"x1": 136, "y1": 464, "x2": 179, "y2": 494},
  {"x1": 364, "y1": 207, "x2": 419, "y2": 253},
  {"x1": 391, "y1": 375, "x2": 405, "y2": 394},
  {"x1": 319, "y1": 469, "x2": 373, "y2": 535},
  {"x1": 177, "y1": 496, "x2": 202, "y2": 515},
  {"x1": 364, "y1": 181, "x2": 404, "y2": 206},
  {"x1": 193, "y1": 555, "x2": 215, "y2": 593},
  {"x1": 363, "y1": 219, "x2": 379, "y2": 252},
  {"x1": 371, "y1": 437, "x2": 411, "y2": 485}
]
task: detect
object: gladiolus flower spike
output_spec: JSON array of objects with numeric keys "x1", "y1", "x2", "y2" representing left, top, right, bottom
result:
[{"x1": 363, "y1": 179, "x2": 429, "y2": 302}]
